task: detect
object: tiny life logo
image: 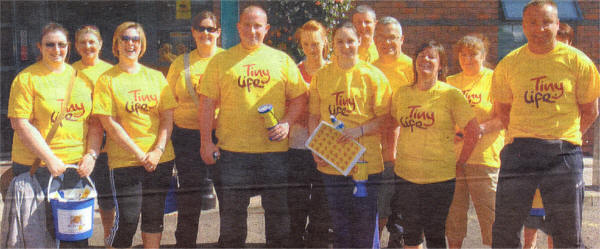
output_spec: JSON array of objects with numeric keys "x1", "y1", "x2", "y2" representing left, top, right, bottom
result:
[{"x1": 523, "y1": 75, "x2": 564, "y2": 108}]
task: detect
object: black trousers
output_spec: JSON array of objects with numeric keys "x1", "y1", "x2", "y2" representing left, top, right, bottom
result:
[{"x1": 492, "y1": 138, "x2": 584, "y2": 249}]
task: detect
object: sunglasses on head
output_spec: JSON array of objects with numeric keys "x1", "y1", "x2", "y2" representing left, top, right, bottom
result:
[
  {"x1": 194, "y1": 26, "x2": 218, "y2": 33},
  {"x1": 121, "y1": 35, "x2": 141, "y2": 42},
  {"x1": 44, "y1": 42, "x2": 68, "y2": 48}
]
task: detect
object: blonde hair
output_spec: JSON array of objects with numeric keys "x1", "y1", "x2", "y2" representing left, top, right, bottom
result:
[
  {"x1": 75, "y1": 25, "x2": 102, "y2": 44},
  {"x1": 112, "y1": 21, "x2": 147, "y2": 58},
  {"x1": 295, "y1": 20, "x2": 329, "y2": 58}
]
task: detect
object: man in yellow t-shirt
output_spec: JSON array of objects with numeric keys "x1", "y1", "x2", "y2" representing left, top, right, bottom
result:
[
  {"x1": 371, "y1": 15, "x2": 412, "y2": 243},
  {"x1": 352, "y1": 5, "x2": 379, "y2": 63},
  {"x1": 197, "y1": 6, "x2": 307, "y2": 248},
  {"x1": 490, "y1": 1, "x2": 600, "y2": 248}
]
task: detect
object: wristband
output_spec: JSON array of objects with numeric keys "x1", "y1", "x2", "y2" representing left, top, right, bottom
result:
[
  {"x1": 86, "y1": 152, "x2": 98, "y2": 160},
  {"x1": 155, "y1": 146, "x2": 165, "y2": 153}
]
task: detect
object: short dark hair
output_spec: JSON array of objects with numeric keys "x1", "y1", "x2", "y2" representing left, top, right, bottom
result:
[
  {"x1": 413, "y1": 40, "x2": 448, "y2": 84},
  {"x1": 192, "y1": 11, "x2": 218, "y2": 31},
  {"x1": 523, "y1": 0, "x2": 557, "y2": 14}
]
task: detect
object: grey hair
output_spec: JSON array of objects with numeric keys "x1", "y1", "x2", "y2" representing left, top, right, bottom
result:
[
  {"x1": 355, "y1": 5, "x2": 376, "y2": 19},
  {"x1": 378, "y1": 16, "x2": 402, "y2": 36}
]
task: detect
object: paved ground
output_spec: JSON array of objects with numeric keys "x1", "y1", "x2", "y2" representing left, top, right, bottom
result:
[{"x1": 1, "y1": 159, "x2": 599, "y2": 248}]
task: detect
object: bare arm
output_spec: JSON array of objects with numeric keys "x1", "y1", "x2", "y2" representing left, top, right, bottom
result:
[
  {"x1": 579, "y1": 99, "x2": 599, "y2": 134},
  {"x1": 381, "y1": 116, "x2": 400, "y2": 163},
  {"x1": 479, "y1": 101, "x2": 505, "y2": 135},
  {"x1": 199, "y1": 95, "x2": 219, "y2": 165},
  {"x1": 268, "y1": 94, "x2": 308, "y2": 141},
  {"x1": 142, "y1": 109, "x2": 174, "y2": 171},
  {"x1": 97, "y1": 115, "x2": 146, "y2": 163},
  {"x1": 495, "y1": 102, "x2": 512, "y2": 130},
  {"x1": 77, "y1": 117, "x2": 103, "y2": 177},
  {"x1": 457, "y1": 118, "x2": 481, "y2": 167},
  {"x1": 338, "y1": 115, "x2": 388, "y2": 142},
  {"x1": 10, "y1": 118, "x2": 65, "y2": 176}
]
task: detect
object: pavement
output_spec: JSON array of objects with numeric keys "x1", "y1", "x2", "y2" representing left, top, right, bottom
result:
[{"x1": 0, "y1": 158, "x2": 599, "y2": 248}]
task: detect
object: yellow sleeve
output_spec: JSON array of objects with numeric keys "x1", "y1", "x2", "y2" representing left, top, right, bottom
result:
[
  {"x1": 490, "y1": 59, "x2": 513, "y2": 104},
  {"x1": 308, "y1": 73, "x2": 321, "y2": 115},
  {"x1": 450, "y1": 88, "x2": 475, "y2": 129},
  {"x1": 157, "y1": 73, "x2": 178, "y2": 111},
  {"x1": 198, "y1": 56, "x2": 220, "y2": 100},
  {"x1": 166, "y1": 55, "x2": 184, "y2": 96},
  {"x1": 284, "y1": 55, "x2": 308, "y2": 99},
  {"x1": 7, "y1": 72, "x2": 33, "y2": 119},
  {"x1": 371, "y1": 70, "x2": 392, "y2": 117},
  {"x1": 575, "y1": 54, "x2": 600, "y2": 104},
  {"x1": 92, "y1": 74, "x2": 116, "y2": 116}
]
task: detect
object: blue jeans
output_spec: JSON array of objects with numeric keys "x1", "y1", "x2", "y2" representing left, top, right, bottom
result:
[
  {"x1": 321, "y1": 172, "x2": 381, "y2": 248},
  {"x1": 492, "y1": 138, "x2": 584, "y2": 249},
  {"x1": 214, "y1": 150, "x2": 290, "y2": 248}
]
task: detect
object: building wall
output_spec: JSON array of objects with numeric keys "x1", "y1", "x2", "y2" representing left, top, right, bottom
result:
[{"x1": 362, "y1": 0, "x2": 599, "y2": 73}]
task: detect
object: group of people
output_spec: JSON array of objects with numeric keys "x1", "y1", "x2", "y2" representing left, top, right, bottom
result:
[{"x1": 3, "y1": 0, "x2": 599, "y2": 248}]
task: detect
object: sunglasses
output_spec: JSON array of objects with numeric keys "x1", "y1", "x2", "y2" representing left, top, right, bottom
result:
[
  {"x1": 194, "y1": 26, "x2": 218, "y2": 33},
  {"x1": 44, "y1": 42, "x2": 68, "y2": 48},
  {"x1": 120, "y1": 35, "x2": 141, "y2": 42}
]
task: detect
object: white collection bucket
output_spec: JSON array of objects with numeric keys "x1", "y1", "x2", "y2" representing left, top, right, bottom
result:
[{"x1": 47, "y1": 166, "x2": 96, "y2": 241}]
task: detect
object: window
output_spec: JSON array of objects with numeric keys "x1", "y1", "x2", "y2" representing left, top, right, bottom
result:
[
  {"x1": 498, "y1": 0, "x2": 582, "y2": 60},
  {"x1": 501, "y1": 0, "x2": 583, "y2": 21}
]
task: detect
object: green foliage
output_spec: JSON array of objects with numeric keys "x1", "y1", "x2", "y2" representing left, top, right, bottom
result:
[{"x1": 265, "y1": 0, "x2": 354, "y2": 61}]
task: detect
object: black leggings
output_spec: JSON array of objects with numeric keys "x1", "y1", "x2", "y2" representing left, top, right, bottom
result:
[
  {"x1": 105, "y1": 161, "x2": 174, "y2": 248},
  {"x1": 391, "y1": 176, "x2": 455, "y2": 248}
]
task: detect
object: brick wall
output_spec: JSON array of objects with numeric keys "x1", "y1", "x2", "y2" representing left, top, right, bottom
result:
[
  {"x1": 359, "y1": 0, "x2": 501, "y2": 75},
  {"x1": 576, "y1": 0, "x2": 600, "y2": 67},
  {"x1": 221, "y1": 0, "x2": 598, "y2": 72},
  {"x1": 361, "y1": 0, "x2": 599, "y2": 73}
]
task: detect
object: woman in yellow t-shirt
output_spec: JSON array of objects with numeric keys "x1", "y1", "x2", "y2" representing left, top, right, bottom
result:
[
  {"x1": 445, "y1": 35, "x2": 504, "y2": 248},
  {"x1": 7, "y1": 22, "x2": 103, "y2": 248},
  {"x1": 388, "y1": 40, "x2": 480, "y2": 249},
  {"x1": 308, "y1": 22, "x2": 391, "y2": 248},
  {"x1": 92, "y1": 22, "x2": 177, "y2": 248},
  {"x1": 72, "y1": 24, "x2": 115, "y2": 242},
  {"x1": 288, "y1": 20, "x2": 332, "y2": 248},
  {"x1": 164, "y1": 11, "x2": 224, "y2": 248}
]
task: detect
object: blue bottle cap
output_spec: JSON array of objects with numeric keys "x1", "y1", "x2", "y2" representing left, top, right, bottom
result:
[{"x1": 257, "y1": 104, "x2": 273, "y2": 114}]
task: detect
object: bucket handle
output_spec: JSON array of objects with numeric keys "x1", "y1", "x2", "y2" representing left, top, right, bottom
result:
[{"x1": 47, "y1": 165, "x2": 97, "y2": 202}]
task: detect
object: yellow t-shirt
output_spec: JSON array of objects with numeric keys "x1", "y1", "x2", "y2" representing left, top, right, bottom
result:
[
  {"x1": 391, "y1": 82, "x2": 475, "y2": 184},
  {"x1": 491, "y1": 43, "x2": 600, "y2": 145},
  {"x1": 447, "y1": 68, "x2": 504, "y2": 168},
  {"x1": 166, "y1": 48, "x2": 224, "y2": 129},
  {"x1": 198, "y1": 44, "x2": 308, "y2": 153},
  {"x1": 72, "y1": 60, "x2": 113, "y2": 86},
  {"x1": 309, "y1": 61, "x2": 392, "y2": 176},
  {"x1": 8, "y1": 62, "x2": 94, "y2": 165},
  {"x1": 358, "y1": 43, "x2": 379, "y2": 63},
  {"x1": 373, "y1": 54, "x2": 413, "y2": 92},
  {"x1": 93, "y1": 65, "x2": 177, "y2": 168}
]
